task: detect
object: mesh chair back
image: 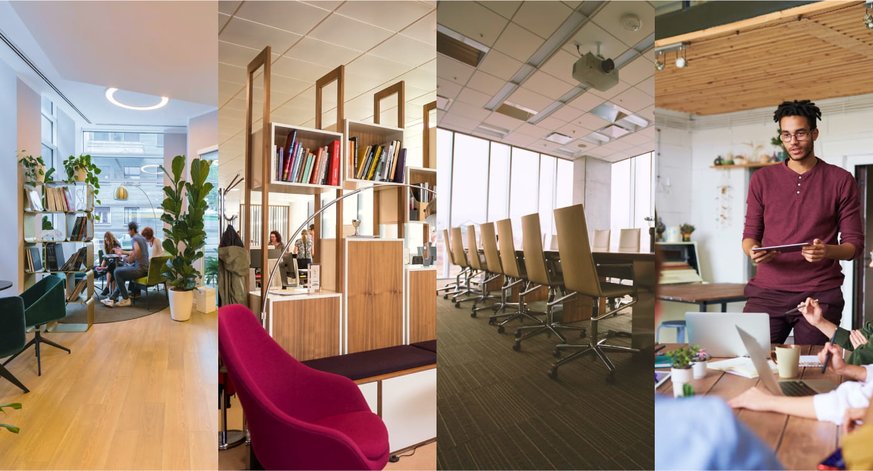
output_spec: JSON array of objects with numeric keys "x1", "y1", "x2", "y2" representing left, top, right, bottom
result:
[
  {"x1": 618, "y1": 228, "x2": 641, "y2": 253},
  {"x1": 479, "y1": 222, "x2": 501, "y2": 275},
  {"x1": 450, "y1": 227, "x2": 468, "y2": 268},
  {"x1": 496, "y1": 219, "x2": 521, "y2": 279},
  {"x1": 464, "y1": 226, "x2": 483, "y2": 270},
  {"x1": 521, "y1": 213, "x2": 550, "y2": 286},
  {"x1": 593, "y1": 229, "x2": 610, "y2": 252},
  {"x1": 554, "y1": 204, "x2": 602, "y2": 297}
]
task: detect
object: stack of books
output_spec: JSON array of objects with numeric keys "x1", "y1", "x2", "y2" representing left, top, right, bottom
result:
[
  {"x1": 68, "y1": 216, "x2": 91, "y2": 241},
  {"x1": 45, "y1": 243, "x2": 64, "y2": 271},
  {"x1": 275, "y1": 131, "x2": 341, "y2": 186},
  {"x1": 25, "y1": 247, "x2": 43, "y2": 273},
  {"x1": 45, "y1": 186, "x2": 75, "y2": 212},
  {"x1": 67, "y1": 278, "x2": 88, "y2": 302},
  {"x1": 59, "y1": 246, "x2": 89, "y2": 272},
  {"x1": 349, "y1": 137, "x2": 406, "y2": 183}
]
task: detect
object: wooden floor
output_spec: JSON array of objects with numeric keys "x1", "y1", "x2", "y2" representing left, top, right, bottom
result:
[{"x1": 0, "y1": 308, "x2": 217, "y2": 469}]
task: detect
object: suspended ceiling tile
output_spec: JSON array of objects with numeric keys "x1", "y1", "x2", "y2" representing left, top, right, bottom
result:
[
  {"x1": 219, "y1": 63, "x2": 247, "y2": 85},
  {"x1": 567, "y1": 91, "x2": 605, "y2": 112},
  {"x1": 636, "y1": 76, "x2": 654, "y2": 97},
  {"x1": 539, "y1": 49, "x2": 580, "y2": 85},
  {"x1": 611, "y1": 85, "x2": 652, "y2": 113},
  {"x1": 438, "y1": 1, "x2": 509, "y2": 47},
  {"x1": 436, "y1": 78, "x2": 463, "y2": 99},
  {"x1": 300, "y1": 1, "x2": 343, "y2": 12},
  {"x1": 591, "y1": 1, "x2": 654, "y2": 49},
  {"x1": 286, "y1": 37, "x2": 360, "y2": 67},
  {"x1": 549, "y1": 103, "x2": 585, "y2": 123},
  {"x1": 482, "y1": 111, "x2": 525, "y2": 132},
  {"x1": 515, "y1": 122, "x2": 550, "y2": 139},
  {"x1": 346, "y1": 54, "x2": 410, "y2": 85},
  {"x1": 507, "y1": 87, "x2": 552, "y2": 114},
  {"x1": 478, "y1": 49, "x2": 524, "y2": 81},
  {"x1": 455, "y1": 87, "x2": 492, "y2": 108},
  {"x1": 621, "y1": 129, "x2": 654, "y2": 147},
  {"x1": 492, "y1": 22, "x2": 545, "y2": 61},
  {"x1": 219, "y1": 12, "x2": 232, "y2": 30},
  {"x1": 619, "y1": 53, "x2": 654, "y2": 87},
  {"x1": 234, "y1": 1, "x2": 330, "y2": 34},
  {"x1": 558, "y1": 122, "x2": 596, "y2": 139},
  {"x1": 271, "y1": 56, "x2": 333, "y2": 84},
  {"x1": 220, "y1": 17, "x2": 302, "y2": 53},
  {"x1": 219, "y1": 1, "x2": 241, "y2": 15},
  {"x1": 503, "y1": 132, "x2": 539, "y2": 147},
  {"x1": 437, "y1": 55, "x2": 475, "y2": 86},
  {"x1": 535, "y1": 115, "x2": 569, "y2": 132},
  {"x1": 479, "y1": 1, "x2": 522, "y2": 20},
  {"x1": 512, "y1": 1, "x2": 572, "y2": 39},
  {"x1": 308, "y1": 15, "x2": 394, "y2": 52},
  {"x1": 219, "y1": 41, "x2": 261, "y2": 68},
  {"x1": 587, "y1": 79, "x2": 631, "y2": 100},
  {"x1": 572, "y1": 112, "x2": 610, "y2": 130},
  {"x1": 524, "y1": 70, "x2": 575, "y2": 100},
  {"x1": 399, "y1": 67, "x2": 436, "y2": 96},
  {"x1": 439, "y1": 112, "x2": 483, "y2": 132},
  {"x1": 467, "y1": 70, "x2": 505, "y2": 95},
  {"x1": 399, "y1": 13, "x2": 436, "y2": 45},
  {"x1": 447, "y1": 100, "x2": 491, "y2": 123},
  {"x1": 369, "y1": 35, "x2": 435, "y2": 67},
  {"x1": 336, "y1": 1, "x2": 433, "y2": 32}
]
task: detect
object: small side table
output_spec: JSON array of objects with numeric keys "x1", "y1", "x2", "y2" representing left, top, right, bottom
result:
[{"x1": 0, "y1": 280, "x2": 13, "y2": 291}]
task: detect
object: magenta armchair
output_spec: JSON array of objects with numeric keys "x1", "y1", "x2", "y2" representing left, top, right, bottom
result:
[{"x1": 218, "y1": 304, "x2": 389, "y2": 470}]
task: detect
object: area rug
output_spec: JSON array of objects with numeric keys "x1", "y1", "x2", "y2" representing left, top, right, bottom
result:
[{"x1": 59, "y1": 288, "x2": 169, "y2": 324}]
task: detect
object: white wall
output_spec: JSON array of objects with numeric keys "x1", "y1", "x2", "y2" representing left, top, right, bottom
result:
[
  {"x1": 188, "y1": 109, "x2": 217, "y2": 159},
  {"x1": 584, "y1": 157, "x2": 611, "y2": 235},
  {"x1": 1, "y1": 60, "x2": 20, "y2": 292}
]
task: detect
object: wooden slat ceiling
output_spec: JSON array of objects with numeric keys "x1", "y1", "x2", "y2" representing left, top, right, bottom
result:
[{"x1": 655, "y1": 2, "x2": 873, "y2": 115}]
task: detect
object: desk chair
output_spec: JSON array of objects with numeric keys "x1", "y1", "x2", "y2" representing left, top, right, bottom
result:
[
  {"x1": 618, "y1": 228, "x2": 641, "y2": 253},
  {"x1": 2, "y1": 276, "x2": 69, "y2": 376},
  {"x1": 593, "y1": 229, "x2": 610, "y2": 252},
  {"x1": 437, "y1": 229, "x2": 466, "y2": 298},
  {"x1": 0, "y1": 297, "x2": 28, "y2": 393},
  {"x1": 491, "y1": 219, "x2": 540, "y2": 333},
  {"x1": 133, "y1": 255, "x2": 170, "y2": 309},
  {"x1": 467, "y1": 224, "x2": 500, "y2": 315},
  {"x1": 449, "y1": 226, "x2": 478, "y2": 307},
  {"x1": 549, "y1": 204, "x2": 639, "y2": 379},
  {"x1": 512, "y1": 213, "x2": 584, "y2": 351}
]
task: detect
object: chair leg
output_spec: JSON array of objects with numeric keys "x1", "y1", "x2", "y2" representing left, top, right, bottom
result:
[{"x1": 0, "y1": 363, "x2": 28, "y2": 393}]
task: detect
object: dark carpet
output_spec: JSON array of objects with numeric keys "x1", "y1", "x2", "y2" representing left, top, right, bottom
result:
[
  {"x1": 60, "y1": 288, "x2": 168, "y2": 324},
  {"x1": 436, "y1": 296, "x2": 654, "y2": 470}
]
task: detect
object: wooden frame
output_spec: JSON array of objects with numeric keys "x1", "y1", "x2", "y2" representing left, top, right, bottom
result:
[
  {"x1": 422, "y1": 100, "x2": 436, "y2": 169},
  {"x1": 372, "y1": 82, "x2": 406, "y2": 238},
  {"x1": 315, "y1": 66, "x2": 345, "y2": 292}
]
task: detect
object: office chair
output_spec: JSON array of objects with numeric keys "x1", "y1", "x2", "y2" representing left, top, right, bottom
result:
[
  {"x1": 618, "y1": 228, "x2": 641, "y2": 253},
  {"x1": 512, "y1": 213, "x2": 584, "y2": 352},
  {"x1": 467, "y1": 224, "x2": 500, "y2": 316},
  {"x1": 449, "y1": 226, "x2": 479, "y2": 307},
  {"x1": 0, "y1": 296, "x2": 29, "y2": 393},
  {"x1": 490, "y1": 219, "x2": 541, "y2": 333},
  {"x1": 437, "y1": 229, "x2": 466, "y2": 298},
  {"x1": 2, "y1": 276, "x2": 69, "y2": 376},
  {"x1": 549, "y1": 204, "x2": 639, "y2": 379},
  {"x1": 593, "y1": 229, "x2": 610, "y2": 252}
]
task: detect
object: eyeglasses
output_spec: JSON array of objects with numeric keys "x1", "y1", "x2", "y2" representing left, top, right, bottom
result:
[{"x1": 780, "y1": 129, "x2": 812, "y2": 143}]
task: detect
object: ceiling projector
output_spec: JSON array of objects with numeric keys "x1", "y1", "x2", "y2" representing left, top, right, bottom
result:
[{"x1": 572, "y1": 52, "x2": 619, "y2": 91}]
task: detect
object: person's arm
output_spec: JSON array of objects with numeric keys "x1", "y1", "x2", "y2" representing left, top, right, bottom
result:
[
  {"x1": 728, "y1": 387, "x2": 818, "y2": 419},
  {"x1": 818, "y1": 343, "x2": 869, "y2": 382},
  {"x1": 806, "y1": 176, "x2": 865, "y2": 262},
  {"x1": 799, "y1": 298, "x2": 839, "y2": 339},
  {"x1": 128, "y1": 241, "x2": 140, "y2": 264}
]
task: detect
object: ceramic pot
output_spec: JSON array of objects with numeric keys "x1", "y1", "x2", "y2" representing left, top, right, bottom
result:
[
  {"x1": 671, "y1": 367, "x2": 693, "y2": 397},
  {"x1": 692, "y1": 361, "x2": 708, "y2": 379},
  {"x1": 74, "y1": 168, "x2": 87, "y2": 182},
  {"x1": 168, "y1": 288, "x2": 194, "y2": 322}
]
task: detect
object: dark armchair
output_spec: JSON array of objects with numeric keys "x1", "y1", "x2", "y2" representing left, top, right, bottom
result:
[
  {"x1": 3, "y1": 276, "x2": 70, "y2": 376},
  {"x1": 0, "y1": 297, "x2": 28, "y2": 393}
]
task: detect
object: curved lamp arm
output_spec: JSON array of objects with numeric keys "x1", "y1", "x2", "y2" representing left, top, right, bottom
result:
[{"x1": 260, "y1": 183, "x2": 437, "y2": 325}]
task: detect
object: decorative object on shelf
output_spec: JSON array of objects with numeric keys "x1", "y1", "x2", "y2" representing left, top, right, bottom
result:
[
  {"x1": 0, "y1": 402, "x2": 22, "y2": 433},
  {"x1": 667, "y1": 344, "x2": 698, "y2": 397},
  {"x1": 62, "y1": 154, "x2": 101, "y2": 203},
  {"x1": 160, "y1": 155, "x2": 213, "y2": 322},
  {"x1": 679, "y1": 223, "x2": 695, "y2": 242},
  {"x1": 771, "y1": 130, "x2": 788, "y2": 161},
  {"x1": 692, "y1": 347, "x2": 711, "y2": 379},
  {"x1": 722, "y1": 152, "x2": 734, "y2": 166},
  {"x1": 716, "y1": 182, "x2": 733, "y2": 228},
  {"x1": 713, "y1": 155, "x2": 723, "y2": 166},
  {"x1": 665, "y1": 226, "x2": 681, "y2": 243},
  {"x1": 351, "y1": 219, "x2": 360, "y2": 236},
  {"x1": 655, "y1": 216, "x2": 666, "y2": 242},
  {"x1": 19, "y1": 152, "x2": 54, "y2": 184}
]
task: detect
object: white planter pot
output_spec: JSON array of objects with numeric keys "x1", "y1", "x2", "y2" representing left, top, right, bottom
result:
[
  {"x1": 671, "y1": 367, "x2": 693, "y2": 397},
  {"x1": 74, "y1": 168, "x2": 87, "y2": 182},
  {"x1": 692, "y1": 361, "x2": 708, "y2": 379},
  {"x1": 168, "y1": 289, "x2": 194, "y2": 322}
]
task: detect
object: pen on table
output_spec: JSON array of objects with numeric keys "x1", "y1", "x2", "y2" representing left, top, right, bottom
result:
[
  {"x1": 822, "y1": 332, "x2": 837, "y2": 374},
  {"x1": 784, "y1": 298, "x2": 818, "y2": 315}
]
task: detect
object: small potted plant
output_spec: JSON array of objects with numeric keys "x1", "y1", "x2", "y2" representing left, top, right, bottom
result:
[
  {"x1": 0, "y1": 402, "x2": 22, "y2": 433},
  {"x1": 771, "y1": 130, "x2": 788, "y2": 161},
  {"x1": 63, "y1": 154, "x2": 101, "y2": 203},
  {"x1": 679, "y1": 223, "x2": 695, "y2": 242},
  {"x1": 19, "y1": 152, "x2": 54, "y2": 184},
  {"x1": 692, "y1": 347, "x2": 711, "y2": 379},
  {"x1": 667, "y1": 345, "x2": 697, "y2": 397}
]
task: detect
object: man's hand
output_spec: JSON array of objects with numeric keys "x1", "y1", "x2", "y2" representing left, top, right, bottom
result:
[
  {"x1": 818, "y1": 342, "x2": 848, "y2": 374},
  {"x1": 749, "y1": 245, "x2": 777, "y2": 265},
  {"x1": 799, "y1": 297, "x2": 823, "y2": 327},
  {"x1": 843, "y1": 407, "x2": 866, "y2": 435},
  {"x1": 849, "y1": 329, "x2": 868, "y2": 349},
  {"x1": 802, "y1": 238, "x2": 829, "y2": 262}
]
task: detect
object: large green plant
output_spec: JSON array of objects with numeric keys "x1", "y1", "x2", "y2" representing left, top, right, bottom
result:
[
  {"x1": 0, "y1": 402, "x2": 21, "y2": 433},
  {"x1": 160, "y1": 155, "x2": 213, "y2": 291},
  {"x1": 63, "y1": 154, "x2": 101, "y2": 204}
]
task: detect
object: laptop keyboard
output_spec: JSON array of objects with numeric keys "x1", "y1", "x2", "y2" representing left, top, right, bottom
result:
[{"x1": 779, "y1": 381, "x2": 818, "y2": 396}]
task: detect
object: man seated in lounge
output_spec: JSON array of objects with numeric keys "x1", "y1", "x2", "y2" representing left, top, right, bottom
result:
[{"x1": 102, "y1": 222, "x2": 150, "y2": 308}]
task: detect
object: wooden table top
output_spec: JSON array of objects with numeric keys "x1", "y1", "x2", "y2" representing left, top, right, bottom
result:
[
  {"x1": 657, "y1": 282, "x2": 747, "y2": 303},
  {"x1": 657, "y1": 345, "x2": 844, "y2": 470}
]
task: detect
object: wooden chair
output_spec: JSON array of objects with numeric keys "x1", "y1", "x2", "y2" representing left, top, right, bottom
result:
[
  {"x1": 593, "y1": 229, "x2": 610, "y2": 252},
  {"x1": 618, "y1": 228, "x2": 641, "y2": 253}
]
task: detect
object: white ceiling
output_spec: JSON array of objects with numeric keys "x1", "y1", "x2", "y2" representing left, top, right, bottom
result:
[
  {"x1": 6, "y1": 1, "x2": 217, "y2": 127},
  {"x1": 218, "y1": 1, "x2": 436, "y2": 187},
  {"x1": 437, "y1": 1, "x2": 655, "y2": 162}
]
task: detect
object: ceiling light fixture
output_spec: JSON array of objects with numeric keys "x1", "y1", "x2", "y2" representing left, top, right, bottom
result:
[
  {"x1": 105, "y1": 87, "x2": 169, "y2": 111},
  {"x1": 546, "y1": 132, "x2": 574, "y2": 145},
  {"x1": 620, "y1": 13, "x2": 642, "y2": 32},
  {"x1": 655, "y1": 42, "x2": 688, "y2": 69},
  {"x1": 655, "y1": 51, "x2": 665, "y2": 71}
]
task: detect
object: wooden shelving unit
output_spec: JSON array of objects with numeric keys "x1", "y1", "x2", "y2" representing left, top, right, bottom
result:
[
  {"x1": 250, "y1": 122, "x2": 345, "y2": 195},
  {"x1": 711, "y1": 161, "x2": 780, "y2": 169},
  {"x1": 405, "y1": 167, "x2": 436, "y2": 224},
  {"x1": 23, "y1": 181, "x2": 96, "y2": 332}
]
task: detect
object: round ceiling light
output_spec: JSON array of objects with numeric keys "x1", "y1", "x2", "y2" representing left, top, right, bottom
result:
[
  {"x1": 105, "y1": 87, "x2": 169, "y2": 111},
  {"x1": 140, "y1": 164, "x2": 162, "y2": 175},
  {"x1": 676, "y1": 56, "x2": 687, "y2": 69},
  {"x1": 620, "y1": 13, "x2": 642, "y2": 32}
]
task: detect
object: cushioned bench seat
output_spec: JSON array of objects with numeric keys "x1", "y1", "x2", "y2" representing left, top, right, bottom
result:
[
  {"x1": 410, "y1": 340, "x2": 436, "y2": 353},
  {"x1": 303, "y1": 345, "x2": 436, "y2": 381}
]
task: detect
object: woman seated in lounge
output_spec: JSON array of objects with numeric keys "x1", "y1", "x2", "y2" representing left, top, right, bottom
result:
[
  {"x1": 142, "y1": 226, "x2": 163, "y2": 258},
  {"x1": 98, "y1": 231, "x2": 121, "y2": 296}
]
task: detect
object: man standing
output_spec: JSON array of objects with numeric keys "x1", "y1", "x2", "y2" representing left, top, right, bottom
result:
[
  {"x1": 742, "y1": 100, "x2": 863, "y2": 344},
  {"x1": 102, "y1": 222, "x2": 150, "y2": 308}
]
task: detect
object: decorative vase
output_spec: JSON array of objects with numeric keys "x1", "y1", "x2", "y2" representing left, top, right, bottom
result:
[
  {"x1": 168, "y1": 289, "x2": 194, "y2": 322},
  {"x1": 666, "y1": 226, "x2": 681, "y2": 243},
  {"x1": 681, "y1": 233, "x2": 691, "y2": 242},
  {"x1": 34, "y1": 164, "x2": 46, "y2": 184},
  {"x1": 671, "y1": 367, "x2": 692, "y2": 397},
  {"x1": 74, "y1": 168, "x2": 87, "y2": 182},
  {"x1": 692, "y1": 360, "x2": 708, "y2": 379}
]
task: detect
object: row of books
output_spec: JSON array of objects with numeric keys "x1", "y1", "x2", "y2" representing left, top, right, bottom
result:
[
  {"x1": 276, "y1": 130, "x2": 341, "y2": 186},
  {"x1": 39, "y1": 244, "x2": 90, "y2": 272},
  {"x1": 67, "y1": 279, "x2": 88, "y2": 302},
  {"x1": 44, "y1": 186, "x2": 77, "y2": 212},
  {"x1": 349, "y1": 137, "x2": 406, "y2": 183},
  {"x1": 25, "y1": 247, "x2": 43, "y2": 272},
  {"x1": 68, "y1": 216, "x2": 92, "y2": 241}
]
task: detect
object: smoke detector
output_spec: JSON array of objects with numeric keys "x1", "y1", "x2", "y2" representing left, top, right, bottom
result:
[{"x1": 620, "y1": 13, "x2": 642, "y2": 32}]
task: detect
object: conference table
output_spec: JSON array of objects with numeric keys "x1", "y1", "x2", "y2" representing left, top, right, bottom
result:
[
  {"x1": 656, "y1": 344, "x2": 844, "y2": 470},
  {"x1": 657, "y1": 282, "x2": 747, "y2": 312}
]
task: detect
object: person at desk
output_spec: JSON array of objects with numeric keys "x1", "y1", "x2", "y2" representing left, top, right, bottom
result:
[
  {"x1": 294, "y1": 229, "x2": 313, "y2": 271},
  {"x1": 98, "y1": 231, "x2": 121, "y2": 296},
  {"x1": 268, "y1": 230, "x2": 283, "y2": 250},
  {"x1": 142, "y1": 226, "x2": 163, "y2": 258},
  {"x1": 742, "y1": 100, "x2": 863, "y2": 345},
  {"x1": 798, "y1": 298, "x2": 873, "y2": 365},
  {"x1": 729, "y1": 343, "x2": 873, "y2": 425},
  {"x1": 266, "y1": 230, "x2": 297, "y2": 288},
  {"x1": 101, "y1": 222, "x2": 149, "y2": 308}
]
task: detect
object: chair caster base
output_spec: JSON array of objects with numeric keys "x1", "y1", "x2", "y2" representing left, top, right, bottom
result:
[
  {"x1": 512, "y1": 340, "x2": 521, "y2": 351},
  {"x1": 454, "y1": 302, "x2": 461, "y2": 308},
  {"x1": 514, "y1": 330, "x2": 522, "y2": 339},
  {"x1": 389, "y1": 455, "x2": 400, "y2": 463},
  {"x1": 497, "y1": 325, "x2": 505, "y2": 334},
  {"x1": 548, "y1": 366, "x2": 558, "y2": 379},
  {"x1": 488, "y1": 318, "x2": 496, "y2": 325},
  {"x1": 552, "y1": 348, "x2": 561, "y2": 358},
  {"x1": 470, "y1": 311, "x2": 477, "y2": 318},
  {"x1": 218, "y1": 430, "x2": 246, "y2": 450}
]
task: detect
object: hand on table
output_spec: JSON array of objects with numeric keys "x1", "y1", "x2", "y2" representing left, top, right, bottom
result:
[
  {"x1": 750, "y1": 245, "x2": 777, "y2": 265},
  {"x1": 799, "y1": 297, "x2": 823, "y2": 326},
  {"x1": 728, "y1": 386, "x2": 775, "y2": 411},
  {"x1": 843, "y1": 407, "x2": 866, "y2": 435},
  {"x1": 849, "y1": 329, "x2": 868, "y2": 349},
  {"x1": 818, "y1": 342, "x2": 847, "y2": 374},
  {"x1": 802, "y1": 239, "x2": 828, "y2": 262}
]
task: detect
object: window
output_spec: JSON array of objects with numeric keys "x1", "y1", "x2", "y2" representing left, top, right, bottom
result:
[
  {"x1": 538, "y1": 155, "x2": 556, "y2": 237},
  {"x1": 124, "y1": 207, "x2": 140, "y2": 223},
  {"x1": 201, "y1": 149, "x2": 219, "y2": 288},
  {"x1": 509, "y1": 147, "x2": 539, "y2": 240},
  {"x1": 94, "y1": 206, "x2": 111, "y2": 226},
  {"x1": 40, "y1": 97, "x2": 57, "y2": 169},
  {"x1": 610, "y1": 151, "x2": 653, "y2": 251},
  {"x1": 123, "y1": 166, "x2": 142, "y2": 179},
  {"x1": 450, "y1": 134, "x2": 489, "y2": 228},
  {"x1": 487, "y1": 143, "x2": 510, "y2": 222}
]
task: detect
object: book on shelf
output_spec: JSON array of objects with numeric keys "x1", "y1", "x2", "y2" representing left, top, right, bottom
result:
[
  {"x1": 275, "y1": 131, "x2": 340, "y2": 186},
  {"x1": 67, "y1": 278, "x2": 88, "y2": 302},
  {"x1": 44, "y1": 186, "x2": 76, "y2": 212},
  {"x1": 26, "y1": 189, "x2": 43, "y2": 211},
  {"x1": 26, "y1": 247, "x2": 43, "y2": 272},
  {"x1": 68, "y1": 216, "x2": 91, "y2": 241},
  {"x1": 349, "y1": 138, "x2": 405, "y2": 182},
  {"x1": 45, "y1": 243, "x2": 65, "y2": 272},
  {"x1": 60, "y1": 246, "x2": 89, "y2": 272}
]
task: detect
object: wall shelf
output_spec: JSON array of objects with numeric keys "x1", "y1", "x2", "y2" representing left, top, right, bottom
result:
[{"x1": 711, "y1": 161, "x2": 780, "y2": 169}]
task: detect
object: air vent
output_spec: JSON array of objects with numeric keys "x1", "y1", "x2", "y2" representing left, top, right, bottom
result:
[
  {"x1": 436, "y1": 95, "x2": 453, "y2": 111},
  {"x1": 495, "y1": 102, "x2": 535, "y2": 122},
  {"x1": 598, "y1": 124, "x2": 630, "y2": 139},
  {"x1": 437, "y1": 25, "x2": 490, "y2": 67},
  {"x1": 546, "y1": 132, "x2": 573, "y2": 145}
]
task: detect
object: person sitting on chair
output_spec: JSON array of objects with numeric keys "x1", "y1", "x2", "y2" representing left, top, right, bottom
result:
[
  {"x1": 98, "y1": 231, "x2": 121, "y2": 296},
  {"x1": 268, "y1": 231, "x2": 283, "y2": 250},
  {"x1": 102, "y1": 222, "x2": 150, "y2": 308},
  {"x1": 142, "y1": 226, "x2": 164, "y2": 258}
]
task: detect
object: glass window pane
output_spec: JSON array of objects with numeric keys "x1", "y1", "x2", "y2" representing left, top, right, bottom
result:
[
  {"x1": 435, "y1": 129, "x2": 453, "y2": 278},
  {"x1": 450, "y1": 134, "x2": 489, "y2": 228},
  {"x1": 41, "y1": 115, "x2": 52, "y2": 144},
  {"x1": 41, "y1": 96, "x2": 52, "y2": 116},
  {"x1": 634, "y1": 152, "x2": 653, "y2": 251},
  {"x1": 510, "y1": 147, "x2": 539, "y2": 242},
  {"x1": 487, "y1": 142, "x2": 510, "y2": 222},
  {"x1": 538, "y1": 154, "x2": 556, "y2": 238}
]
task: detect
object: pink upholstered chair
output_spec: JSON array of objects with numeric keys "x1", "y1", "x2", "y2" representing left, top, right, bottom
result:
[{"x1": 218, "y1": 304, "x2": 389, "y2": 470}]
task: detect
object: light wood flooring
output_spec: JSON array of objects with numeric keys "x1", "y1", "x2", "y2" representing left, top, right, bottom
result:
[{"x1": 0, "y1": 308, "x2": 217, "y2": 469}]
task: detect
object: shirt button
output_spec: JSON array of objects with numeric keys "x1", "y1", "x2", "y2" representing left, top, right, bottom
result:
[{"x1": 797, "y1": 191, "x2": 800, "y2": 194}]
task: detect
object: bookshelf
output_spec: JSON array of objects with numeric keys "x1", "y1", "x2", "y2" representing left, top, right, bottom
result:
[
  {"x1": 343, "y1": 120, "x2": 407, "y2": 188},
  {"x1": 23, "y1": 181, "x2": 96, "y2": 332},
  {"x1": 405, "y1": 167, "x2": 436, "y2": 223},
  {"x1": 250, "y1": 122, "x2": 345, "y2": 195}
]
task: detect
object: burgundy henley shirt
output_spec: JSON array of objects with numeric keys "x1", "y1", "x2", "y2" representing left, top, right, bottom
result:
[{"x1": 743, "y1": 158, "x2": 863, "y2": 292}]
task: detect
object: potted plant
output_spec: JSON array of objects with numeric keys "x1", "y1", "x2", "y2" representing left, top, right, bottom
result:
[
  {"x1": 63, "y1": 154, "x2": 101, "y2": 203},
  {"x1": 771, "y1": 130, "x2": 788, "y2": 161},
  {"x1": 0, "y1": 402, "x2": 21, "y2": 433},
  {"x1": 667, "y1": 345, "x2": 697, "y2": 397},
  {"x1": 19, "y1": 152, "x2": 54, "y2": 184},
  {"x1": 679, "y1": 223, "x2": 695, "y2": 242},
  {"x1": 160, "y1": 155, "x2": 213, "y2": 322},
  {"x1": 692, "y1": 347, "x2": 711, "y2": 379}
]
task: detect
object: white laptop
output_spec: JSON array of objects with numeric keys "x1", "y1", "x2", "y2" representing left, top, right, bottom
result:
[
  {"x1": 686, "y1": 312, "x2": 770, "y2": 357},
  {"x1": 737, "y1": 327, "x2": 836, "y2": 396}
]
